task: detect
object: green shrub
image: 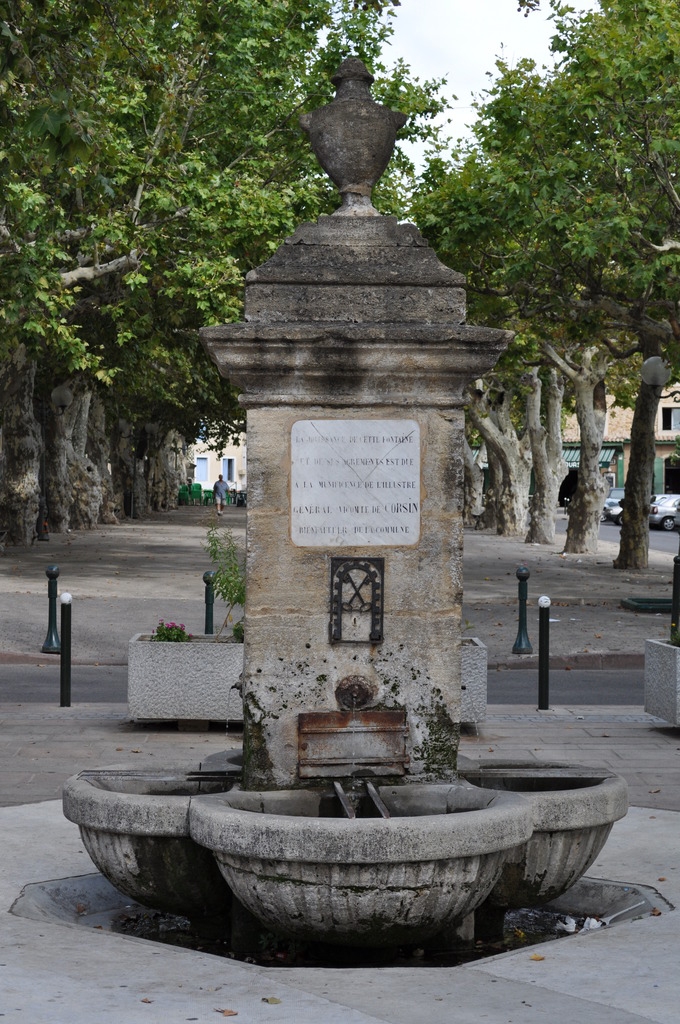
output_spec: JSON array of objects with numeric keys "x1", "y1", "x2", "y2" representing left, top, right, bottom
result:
[{"x1": 204, "y1": 524, "x2": 246, "y2": 639}]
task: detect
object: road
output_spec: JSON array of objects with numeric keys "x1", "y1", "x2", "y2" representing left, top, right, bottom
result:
[
  {"x1": 486, "y1": 667, "x2": 643, "y2": 706},
  {"x1": 0, "y1": 661, "x2": 645, "y2": 707},
  {"x1": 556, "y1": 515, "x2": 680, "y2": 556}
]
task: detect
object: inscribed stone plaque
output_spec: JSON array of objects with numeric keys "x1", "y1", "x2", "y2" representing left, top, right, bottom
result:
[{"x1": 291, "y1": 419, "x2": 420, "y2": 547}]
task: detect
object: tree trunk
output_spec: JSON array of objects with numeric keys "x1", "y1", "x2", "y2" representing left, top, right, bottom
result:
[
  {"x1": 541, "y1": 343, "x2": 609, "y2": 555},
  {"x1": 87, "y1": 392, "x2": 118, "y2": 524},
  {"x1": 462, "y1": 437, "x2": 485, "y2": 525},
  {"x1": 525, "y1": 368, "x2": 567, "y2": 545},
  {"x1": 563, "y1": 377, "x2": 608, "y2": 554},
  {"x1": 478, "y1": 451, "x2": 499, "y2": 532},
  {"x1": 0, "y1": 350, "x2": 41, "y2": 546},
  {"x1": 467, "y1": 388, "x2": 532, "y2": 536},
  {"x1": 613, "y1": 378, "x2": 659, "y2": 569},
  {"x1": 146, "y1": 433, "x2": 185, "y2": 511}
]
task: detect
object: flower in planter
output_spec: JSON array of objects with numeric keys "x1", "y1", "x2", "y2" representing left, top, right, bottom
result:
[{"x1": 152, "y1": 620, "x2": 193, "y2": 642}]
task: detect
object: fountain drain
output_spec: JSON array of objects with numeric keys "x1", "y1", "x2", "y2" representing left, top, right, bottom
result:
[{"x1": 11, "y1": 872, "x2": 672, "y2": 971}]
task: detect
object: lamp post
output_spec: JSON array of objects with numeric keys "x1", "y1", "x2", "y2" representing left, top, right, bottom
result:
[{"x1": 36, "y1": 384, "x2": 73, "y2": 541}]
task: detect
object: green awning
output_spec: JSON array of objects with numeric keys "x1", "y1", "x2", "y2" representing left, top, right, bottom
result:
[{"x1": 562, "y1": 446, "x2": 618, "y2": 469}]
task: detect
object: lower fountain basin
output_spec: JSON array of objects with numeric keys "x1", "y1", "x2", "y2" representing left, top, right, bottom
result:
[
  {"x1": 458, "y1": 762, "x2": 629, "y2": 908},
  {"x1": 62, "y1": 764, "x2": 240, "y2": 917},
  {"x1": 188, "y1": 782, "x2": 534, "y2": 947}
]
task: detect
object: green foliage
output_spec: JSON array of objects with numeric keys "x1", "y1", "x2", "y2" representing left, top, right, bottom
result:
[
  {"x1": 412, "y1": 0, "x2": 680, "y2": 393},
  {"x1": 1, "y1": 0, "x2": 445, "y2": 442},
  {"x1": 151, "y1": 619, "x2": 192, "y2": 642},
  {"x1": 203, "y1": 523, "x2": 246, "y2": 638},
  {"x1": 670, "y1": 435, "x2": 680, "y2": 467}
]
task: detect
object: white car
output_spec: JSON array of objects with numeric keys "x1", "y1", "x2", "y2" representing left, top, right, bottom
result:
[{"x1": 649, "y1": 495, "x2": 680, "y2": 530}]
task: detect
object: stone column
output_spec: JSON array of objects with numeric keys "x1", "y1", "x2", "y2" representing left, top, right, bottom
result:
[{"x1": 201, "y1": 60, "x2": 511, "y2": 790}]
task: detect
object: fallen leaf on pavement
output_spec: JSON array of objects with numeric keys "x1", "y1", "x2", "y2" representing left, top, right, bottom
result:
[
  {"x1": 262, "y1": 997, "x2": 282, "y2": 1004},
  {"x1": 529, "y1": 954, "x2": 545, "y2": 961},
  {"x1": 651, "y1": 908, "x2": 662, "y2": 917},
  {"x1": 659, "y1": 877, "x2": 667, "y2": 881},
  {"x1": 649, "y1": 789, "x2": 661, "y2": 794},
  {"x1": 215, "y1": 1010, "x2": 238, "y2": 1017},
  {"x1": 141, "y1": 998, "x2": 153, "y2": 1003}
]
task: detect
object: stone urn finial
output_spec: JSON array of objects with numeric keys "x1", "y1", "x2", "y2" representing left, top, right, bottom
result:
[{"x1": 300, "y1": 57, "x2": 407, "y2": 216}]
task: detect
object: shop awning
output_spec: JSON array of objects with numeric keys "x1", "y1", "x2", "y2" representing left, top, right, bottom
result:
[{"x1": 562, "y1": 445, "x2": 619, "y2": 469}]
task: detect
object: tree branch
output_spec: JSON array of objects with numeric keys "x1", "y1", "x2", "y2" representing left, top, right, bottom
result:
[{"x1": 60, "y1": 251, "x2": 139, "y2": 287}]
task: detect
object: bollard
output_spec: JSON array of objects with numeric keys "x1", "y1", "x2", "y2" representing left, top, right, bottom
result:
[
  {"x1": 671, "y1": 539, "x2": 680, "y2": 641},
  {"x1": 537, "y1": 595, "x2": 551, "y2": 710},
  {"x1": 41, "y1": 565, "x2": 61, "y2": 654},
  {"x1": 511, "y1": 565, "x2": 533, "y2": 655},
  {"x1": 59, "y1": 592, "x2": 72, "y2": 707},
  {"x1": 203, "y1": 570, "x2": 216, "y2": 635}
]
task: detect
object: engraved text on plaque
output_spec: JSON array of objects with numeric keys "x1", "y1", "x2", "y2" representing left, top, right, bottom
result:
[{"x1": 291, "y1": 419, "x2": 420, "y2": 547}]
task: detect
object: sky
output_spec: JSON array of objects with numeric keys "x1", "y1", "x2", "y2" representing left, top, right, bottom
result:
[{"x1": 383, "y1": 0, "x2": 599, "y2": 158}]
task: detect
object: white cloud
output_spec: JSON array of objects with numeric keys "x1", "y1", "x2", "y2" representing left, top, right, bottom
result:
[{"x1": 384, "y1": 0, "x2": 599, "y2": 156}]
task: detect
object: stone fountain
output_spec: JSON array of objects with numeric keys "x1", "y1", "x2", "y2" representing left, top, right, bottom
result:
[{"x1": 64, "y1": 58, "x2": 627, "y2": 953}]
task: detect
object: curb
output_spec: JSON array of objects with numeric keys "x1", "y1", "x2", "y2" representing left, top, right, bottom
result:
[
  {"x1": 0, "y1": 653, "x2": 127, "y2": 667},
  {"x1": 489, "y1": 652, "x2": 645, "y2": 671}
]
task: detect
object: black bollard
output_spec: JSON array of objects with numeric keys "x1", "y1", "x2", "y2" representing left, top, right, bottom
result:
[
  {"x1": 203, "y1": 570, "x2": 216, "y2": 635},
  {"x1": 537, "y1": 595, "x2": 550, "y2": 711},
  {"x1": 42, "y1": 565, "x2": 61, "y2": 654},
  {"x1": 60, "y1": 593, "x2": 72, "y2": 707},
  {"x1": 512, "y1": 565, "x2": 533, "y2": 655},
  {"x1": 671, "y1": 539, "x2": 680, "y2": 641}
]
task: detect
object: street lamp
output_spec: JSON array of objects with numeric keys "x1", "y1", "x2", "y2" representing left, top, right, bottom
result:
[{"x1": 36, "y1": 384, "x2": 74, "y2": 541}]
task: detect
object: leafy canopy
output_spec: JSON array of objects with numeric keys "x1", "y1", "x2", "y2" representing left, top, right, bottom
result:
[{"x1": 1, "y1": 0, "x2": 446, "y2": 442}]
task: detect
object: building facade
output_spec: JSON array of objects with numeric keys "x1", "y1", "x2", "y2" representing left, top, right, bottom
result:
[
  {"x1": 190, "y1": 435, "x2": 247, "y2": 497},
  {"x1": 563, "y1": 387, "x2": 680, "y2": 497}
]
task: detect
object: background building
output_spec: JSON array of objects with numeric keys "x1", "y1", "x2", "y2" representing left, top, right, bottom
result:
[{"x1": 191, "y1": 435, "x2": 247, "y2": 497}]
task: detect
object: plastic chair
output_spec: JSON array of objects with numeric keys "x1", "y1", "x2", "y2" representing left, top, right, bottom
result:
[
  {"x1": 178, "y1": 485, "x2": 190, "y2": 506},
  {"x1": 203, "y1": 489, "x2": 214, "y2": 505},
  {"x1": 190, "y1": 483, "x2": 203, "y2": 505}
]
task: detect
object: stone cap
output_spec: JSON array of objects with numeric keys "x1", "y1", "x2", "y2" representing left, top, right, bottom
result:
[
  {"x1": 245, "y1": 216, "x2": 465, "y2": 289},
  {"x1": 202, "y1": 321, "x2": 513, "y2": 409}
]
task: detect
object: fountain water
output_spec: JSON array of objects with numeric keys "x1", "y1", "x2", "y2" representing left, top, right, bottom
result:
[{"x1": 64, "y1": 57, "x2": 627, "y2": 952}]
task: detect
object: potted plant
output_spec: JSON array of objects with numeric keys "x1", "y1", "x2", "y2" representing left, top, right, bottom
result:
[
  {"x1": 644, "y1": 633, "x2": 680, "y2": 725},
  {"x1": 127, "y1": 528, "x2": 246, "y2": 724}
]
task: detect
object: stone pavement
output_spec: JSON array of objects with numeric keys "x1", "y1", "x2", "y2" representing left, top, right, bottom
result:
[
  {"x1": 1, "y1": 509, "x2": 680, "y2": 1022},
  {"x1": 1, "y1": 702, "x2": 679, "y2": 1023},
  {"x1": 0, "y1": 505, "x2": 675, "y2": 667}
]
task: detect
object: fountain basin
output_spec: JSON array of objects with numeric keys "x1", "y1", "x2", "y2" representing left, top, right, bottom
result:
[
  {"x1": 459, "y1": 762, "x2": 628, "y2": 908},
  {"x1": 188, "y1": 782, "x2": 534, "y2": 947},
  {"x1": 63, "y1": 765, "x2": 239, "y2": 917}
]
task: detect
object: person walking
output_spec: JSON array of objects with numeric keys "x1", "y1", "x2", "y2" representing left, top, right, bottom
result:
[{"x1": 213, "y1": 473, "x2": 229, "y2": 515}]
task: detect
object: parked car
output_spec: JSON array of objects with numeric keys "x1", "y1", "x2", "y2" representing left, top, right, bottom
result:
[
  {"x1": 649, "y1": 495, "x2": 680, "y2": 530},
  {"x1": 601, "y1": 496, "x2": 623, "y2": 524}
]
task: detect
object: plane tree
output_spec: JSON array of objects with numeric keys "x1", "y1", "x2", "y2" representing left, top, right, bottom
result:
[
  {"x1": 412, "y1": 0, "x2": 680, "y2": 566},
  {"x1": 0, "y1": 0, "x2": 445, "y2": 542}
]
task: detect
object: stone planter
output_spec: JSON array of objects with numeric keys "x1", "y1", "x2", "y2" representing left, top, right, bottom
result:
[
  {"x1": 127, "y1": 634, "x2": 243, "y2": 723},
  {"x1": 644, "y1": 638, "x2": 680, "y2": 725},
  {"x1": 461, "y1": 637, "x2": 487, "y2": 723}
]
